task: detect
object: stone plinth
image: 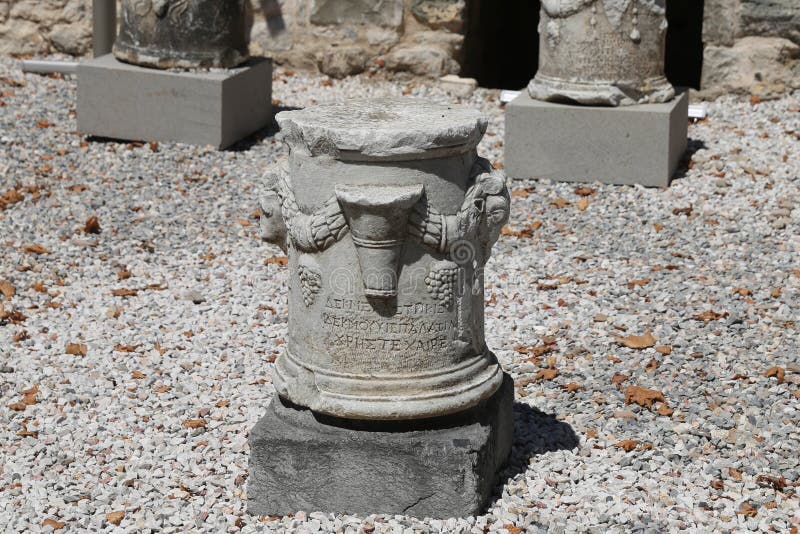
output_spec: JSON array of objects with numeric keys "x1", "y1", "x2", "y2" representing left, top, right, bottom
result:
[
  {"x1": 529, "y1": 0, "x2": 675, "y2": 106},
  {"x1": 77, "y1": 55, "x2": 272, "y2": 149},
  {"x1": 505, "y1": 91, "x2": 688, "y2": 187},
  {"x1": 115, "y1": 0, "x2": 249, "y2": 69},
  {"x1": 248, "y1": 375, "x2": 513, "y2": 517},
  {"x1": 250, "y1": 99, "x2": 513, "y2": 517}
]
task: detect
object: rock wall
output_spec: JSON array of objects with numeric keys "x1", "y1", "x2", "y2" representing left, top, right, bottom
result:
[
  {"x1": 702, "y1": 0, "x2": 800, "y2": 98},
  {"x1": 0, "y1": 0, "x2": 798, "y2": 96}
]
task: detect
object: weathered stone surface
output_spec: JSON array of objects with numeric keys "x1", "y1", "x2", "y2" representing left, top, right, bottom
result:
[
  {"x1": 701, "y1": 36, "x2": 800, "y2": 97},
  {"x1": 506, "y1": 91, "x2": 688, "y2": 187},
  {"x1": 318, "y1": 45, "x2": 370, "y2": 78},
  {"x1": 383, "y1": 44, "x2": 460, "y2": 77},
  {"x1": 261, "y1": 99, "x2": 509, "y2": 420},
  {"x1": 439, "y1": 74, "x2": 478, "y2": 97},
  {"x1": 740, "y1": 0, "x2": 800, "y2": 44},
  {"x1": 310, "y1": 0, "x2": 403, "y2": 28},
  {"x1": 78, "y1": 55, "x2": 272, "y2": 149},
  {"x1": 529, "y1": 0, "x2": 675, "y2": 106},
  {"x1": 247, "y1": 374, "x2": 514, "y2": 517},
  {"x1": 411, "y1": 0, "x2": 466, "y2": 33},
  {"x1": 114, "y1": 0, "x2": 250, "y2": 69},
  {"x1": 702, "y1": 0, "x2": 739, "y2": 46}
]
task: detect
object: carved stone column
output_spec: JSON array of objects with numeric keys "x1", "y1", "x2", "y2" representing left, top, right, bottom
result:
[
  {"x1": 114, "y1": 0, "x2": 249, "y2": 69},
  {"x1": 249, "y1": 99, "x2": 514, "y2": 517},
  {"x1": 529, "y1": 0, "x2": 675, "y2": 106}
]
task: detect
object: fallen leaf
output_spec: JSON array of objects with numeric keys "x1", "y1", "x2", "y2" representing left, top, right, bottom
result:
[
  {"x1": 114, "y1": 344, "x2": 140, "y2": 353},
  {"x1": 37, "y1": 120, "x2": 54, "y2": 129},
  {"x1": 31, "y1": 281, "x2": 46, "y2": 293},
  {"x1": 770, "y1": 288, "x2": 782, "y2": 298},
  {"x1": 550, "y1": 198, "x2": 570, "y2": 208},
  {"x1": 182, "y1": 419, "x2": 206, "y2": 429},
  {"x1": 65, "y1": 343, "x2": 87, "y2": 356},
  {"x1": 672, "y1": 206, "x2": 693, "y2": 216},
  {"x1": 23, "y1": 244, "x2": 51, "y2": 255},
  {"x1": 131, "y1": 371, "x2": 146, "y2": 379},
  {"x1": 515, "y1": 344, "x2": 555, "y2": 358},
  {"x1": 111, "y1": 288, "x2": 138, "y2": 297},
  {"x1": 0, "y1": 280, "x2": 15, "y2": 298},
  {"x1": 235, "y1": 217, "x2": 252, "y2": 227},
  {"x1": 574, "y1": 186, "x2": 596, "y2": 197},
  {"x1": 84, "y1": 216, "x2": 101, "y2": 234},
  {"x1": 511, "y1": 189, "x2": 530, "y2": 198},
  {"x1": 216, "y1": 399, "x2": 230, "y2": 407},
  {"x1": 264, "y1": 257, "x2": 288, "y2": 267},
  {"x1": 577, "y1": 197, "x2": 590, "y2": 211},
  {"x1": 611, "y1": 373, "x2": 629, "y2": 387},
  {"x1": 763, "y1": 501, "x2": 777, "y2": 509},
  {"x1": 657, "y1": 403, "x2": 674, "y2": 417},
  {"x1": 561, "y1": 383, "x2": 582, "y2": 393},
  {"x1": 607, "y1": 355, "x2": 622, "y2": 363},
  {"x1": 41, "y1": 518, "x2": 66, "y2": 530},
  {"x1": 736, "y1": 502, "x2": 758, "y2": 518},
  {"x1": 154, "y1": 385, "x2": 171, "y2": 393},
  {"x1": 535, "y1": 368, "x2": 558, "y2": 381},
  {"x1": 732, "y1": 287, "x2": 752, "y2": 297},
  {"x1": 106, "y1": 511, "x2": 125, "y2": 525},
  {"x1": 645, "y1": 359, "x2": 660, "y2": 371},
  {"x1": 8, "y1": 402, "x2": 26, "y2": 411},
  {"x1": 763, "y1": 366, "x2": 785, "y2": 384},
  {"x1": 655, "y1": 345, "x2": 672, "y2": 355},
  {"x1": 625, "y1": 385, "x2": 666, "y2": 408},
  {"x1": 614, "y1": 440, "x2": 638, "y2": 452},
  {"x1": 616, "y1": 332, "x2": 656, "y2": 350},
  {"x1": 710, "y1": 479, "x2": 724, "y2": 490},
  {"x1": 117, "y1": 269, "x2": 132, "y2": 280},
  {"x1": 626, "y1": 279, "x2": 651, "y2": 289},
  {"x1": 756, "y1": 474, "x2": 787, "y2": 491},
  {"x1": 693, "y1": 310, "x2": 728, "y2": 322},
  {"x1": 728, "y1": 467, "x2": 743, "y2": 481}
]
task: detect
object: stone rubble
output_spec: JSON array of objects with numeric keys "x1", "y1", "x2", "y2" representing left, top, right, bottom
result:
[{"x1": 0, "y1": 56, "x2": 798, "y2": 532}]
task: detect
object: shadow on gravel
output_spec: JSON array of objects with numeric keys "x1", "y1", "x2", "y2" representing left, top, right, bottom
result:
[
  {"x1": 227, "y1": 105, "x2": 302, "y2": 152},
  {"x1": 671, "y1": 138, "x2": 708, "y2": 183},
  {"x1": 491, "y1": 403, "x2": 580, "y2": 505}
]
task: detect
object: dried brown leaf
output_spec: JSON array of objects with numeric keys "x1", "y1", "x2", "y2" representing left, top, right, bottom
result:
[
  {"x1": 65, "y1": 343, "x2": 87, "y2": 356},
  {"x1": 83, "y1": 216, "x2": 101, "y2": 234},
  {"x1": 626, "y1": 279, "x2": 651, "y2": 289},
  {"x1": 111, "y1": 288, "x2": 138, "y2": 297},
  {"x1": 694, "y1": 310, "x2": 729, "y2": 322},
  {"x1": 574, "y1": 186, "x2": 597, "y2": 197},
  {"x1": 624, "y1": 385, "x2": 666, "y2": 408},
  {"x1": 561, "y1": 383, "x2": 583, "y2": 393},
  {"x1": 0, "y1": 280, "x2": 15, "y2": 299},
  {"x1": 535, "y1": 368, "x2": 558, "y2": 381},
  {"x1": 106, "y1": 511, "x2": 125, "y2": 525},
  {"x1": 655, "y1": 345, "x2": 672, "y2": 355},
  {"x1": 616, "y1": 332, "x2": 656, "y2": 350},
  {"x1": 8, "y1": 402, "x2": 26, "y2": 411},
  {"x1": 763, "y1": 366, "x2": 785, "y2": 384},
  {"x1": 131, "y1": 371, "x2": 146, "y2": 379},
  {"x1": 645, "y1": 359, "x2": 660, "y2": 371},
  {"x1": 614, "y1": 440, "x2": 638, "y2": 452},
  {"x1": 577, "y1": 198, "x2": 590, "y2": 212},
  {"x1": 710, "y1": 479, "x2": 724, "y2": 490},
  {"x1": 182, "y1": 419, "x2": 206, "y2": 429},
  {"x1": 41, "y1": 518, "x2": 66, "y2": 530},
  {"x1": 657, "y1": 403, "x2": 674, "y2": 417},
  {"x1": 23, "y1": 244, "x2": 51, "y2": 255},
  {"x1": 728, "y1": 467, "x2": 743, "y2": 481},
  {"x1": 736, "y1": 502, "x2": 758, "y2": 518},
  {"x1": 264, "y1": 256, "x2": 288, "y2": 267},
  {"x1": 154, "y1": 385, "x2": 171, "y2": 393}
]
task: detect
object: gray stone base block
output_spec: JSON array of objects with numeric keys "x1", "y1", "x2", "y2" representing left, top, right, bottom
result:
[
  {"x1": 77, "y1": 54, "x2": 272, "y2": 149},
  {"x1": 247, "y1": 374, "x2": 514, "y2": 518},
  {"x1": 505, "y1": 91, "x2": 689, "y2": 187}
]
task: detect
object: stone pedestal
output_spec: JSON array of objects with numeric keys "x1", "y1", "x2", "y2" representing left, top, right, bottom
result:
[
  {"x1": 248, "y1": 375, "x2": 513, "y2": 518},
  {"x1": 77, "y1": 54, "x2": 272, "y2": 149},
  {"x1": 505, "y1": 91, "x2": 688, "y2": 187},
  {"x1": 249, "y1": 99, "x2": 513, "y2": 517}
]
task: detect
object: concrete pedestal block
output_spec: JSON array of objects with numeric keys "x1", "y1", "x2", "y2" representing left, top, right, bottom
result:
[
  {"x1": 247, "y1": 374, "x2": 514, "y2": 518},
  {"x1": 77, "y1": 55, "x2": 272, "y2": 149},
  {"x1": 505, "y1": 91, "x2": 689, "y2": 187}
]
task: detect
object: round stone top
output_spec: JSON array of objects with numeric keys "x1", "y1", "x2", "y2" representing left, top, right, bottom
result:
[{"x1": 276, "y1": 99, "x2": 488, "y2": 160}]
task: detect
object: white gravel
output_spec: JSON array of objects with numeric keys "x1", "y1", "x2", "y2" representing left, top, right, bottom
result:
[{"x1": 1, "y1": 56, "x2": 799, "y2": 533}]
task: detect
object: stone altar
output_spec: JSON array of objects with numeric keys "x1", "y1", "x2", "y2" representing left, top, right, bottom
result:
[
  {"x1": 529, "y1": 0, "x2": 674, "y2": 106},
  {"x1": 78, "y1": 0, "x2": 271, "y2": 149},
  {"x1": 248, "y1": 100, "x2": 514, "y2": 517},
  {"x1": 505, "y1": 0, "x2": 687, "y2": 186}
]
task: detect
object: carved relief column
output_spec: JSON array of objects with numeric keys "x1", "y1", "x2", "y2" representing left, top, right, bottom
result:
[
  {"x1": 249, "y1": 99, "x2": 514, "y2": 517},
  {"x1": 529, "y1": 0, "x2": 675, "y2": 106},
  {"x1": 114, "y1": 0, "x2": 250, "y2": 69}
]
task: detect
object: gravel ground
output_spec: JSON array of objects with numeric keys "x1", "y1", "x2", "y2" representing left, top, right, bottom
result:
[{"x1": 0, "y1": 56, "x2": 799, "y2": 533}]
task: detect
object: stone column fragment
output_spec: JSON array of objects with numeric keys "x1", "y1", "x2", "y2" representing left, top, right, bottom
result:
[
  {"x1": 250, "y1": 99, "x2": 514, "y2": 517},
  {"x1": 529, "y1": 0, "x2": 675, "y2": 105},
  {"x1": 114, "y1": 0, "x2": 250, "y2": 69}
]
